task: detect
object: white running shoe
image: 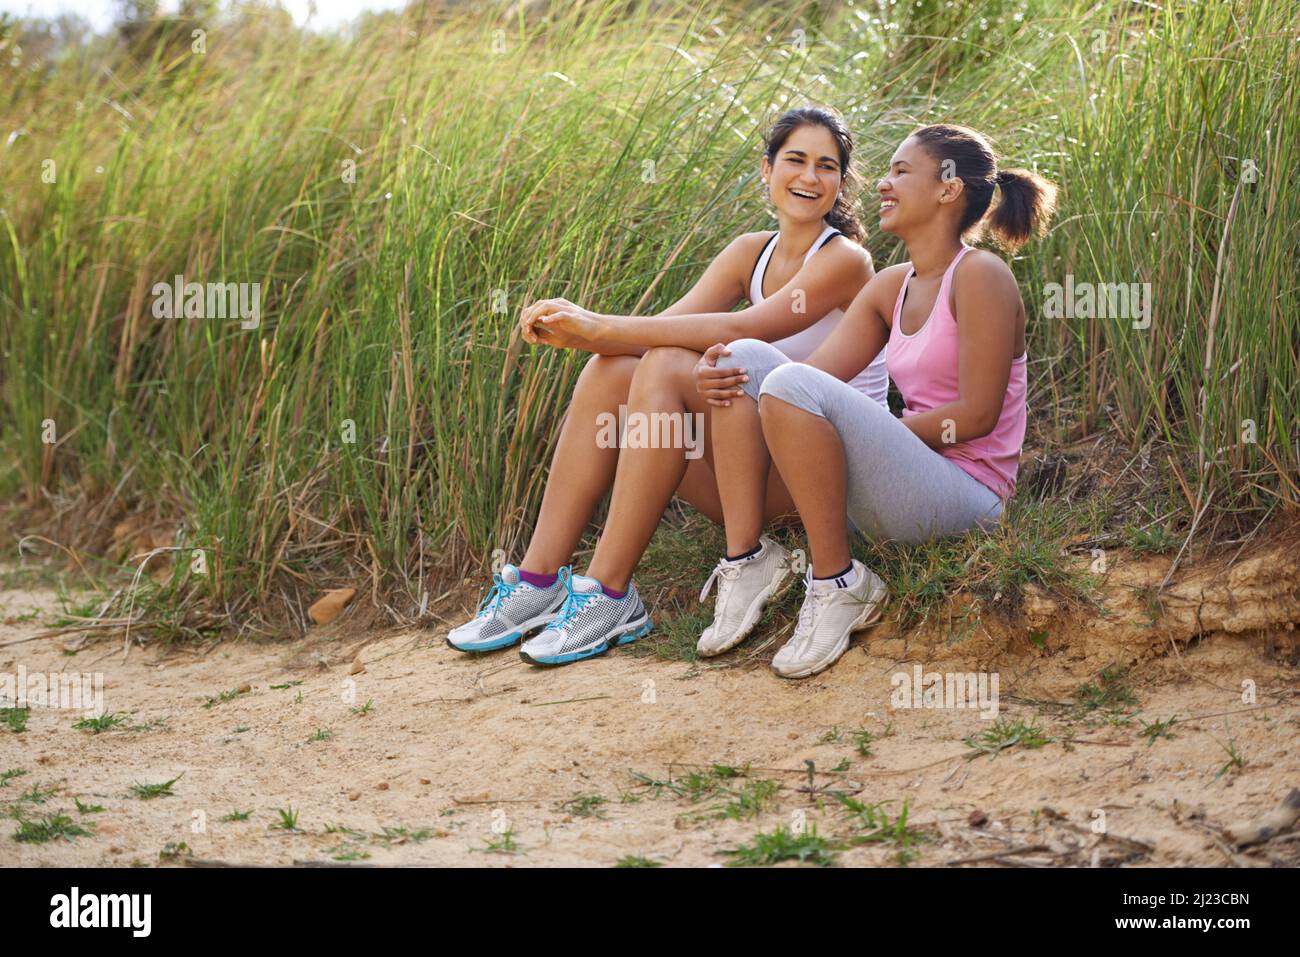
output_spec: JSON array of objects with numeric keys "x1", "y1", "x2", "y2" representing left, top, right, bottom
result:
[
  {"x1": 696, "y1": 535, "x2": 794, "y2": 657},
  {"x1": 446, "y1": 563, "x2": 568, "y2": 653},
  {"x1": 519, "y1": 570, "x2": 652, "y2": 666},
  {"x1": 771, "y1": 559, "x2": 887, "y2": 679}
]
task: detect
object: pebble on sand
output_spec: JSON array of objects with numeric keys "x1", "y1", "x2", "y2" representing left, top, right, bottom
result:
[{"x1": 308, "y1": 587, "x2": 357, "y2": 625}]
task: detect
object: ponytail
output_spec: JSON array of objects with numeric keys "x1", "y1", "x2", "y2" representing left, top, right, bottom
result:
[
  {"x1": 986, "y1": 167, "x2": 1057, "y2": 254},
  {"x1": 911, "y1": 123, "x2": 1058, "y2": 254}
]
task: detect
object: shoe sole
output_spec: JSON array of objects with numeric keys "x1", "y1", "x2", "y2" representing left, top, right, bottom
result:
[
  {"x1": 772, "y1": 578, "x2": 888, "y2": 679},
  {"x1": 446, "y1": 608, "x2": 563, "y2": 654},
  {"x1": 519, "y1": 616, "x2": 653, "y2": 666},
  {"x1": 698, "y1": 558, "x2": 796, "y2": 657}
]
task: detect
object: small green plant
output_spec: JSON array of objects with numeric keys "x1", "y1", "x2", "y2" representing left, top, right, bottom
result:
[
  {"x1": 1073, "y1": 664, "x2": 1139, "y2": 720},
  {"x1": 309, "y1": 728, "x2": 333, "y2": 742},
  {"x1": 615, "y1": 855, "x2": 662, "y2": 867},
  {"x1": 73, "y1": 712, "x2": 130, "y2": 734},
  {"x1": 0, "y1": 768, "x2": 29, "y2": 787},
  {"x1": 720, "y1": 824, "x2": 840, "y2": 867},
  {"x1": 14, "y1": 812, "x2": 92, "y2": 844},
  {"x1": 203, "y1": 687, "x2": 250, "y2": 709},
  {"x1": 629, "y1": 767, "x2": 738, "y2": 802},
  {"x1": 73, "y1": 797, "x2": 105, "y2": 814},
  {"x1": 562, "y1": 793, "x2": 608, "y2": 819},
  {"x1": 127, "y1": 717, "x2": 168, "y2": 733},
  {"x1": 830, "y1": 758, "x2": 851, "y2": 772},
  {"x1": 375, "y1": 825, "x2": 435, "y2": 844},
  {"x1": 351, "y1": 699, "x2": 374, "y2": 715},
  {"x1": 852, "y1": 728, "x2": 877, "y2": 757},
  {"x1": 324, "y1": 823, "x2": 368, "y2": 839},
  {"x1": 1139, "y1": 715, "x2": 1178, "y2": 746},
  {"x1": 17, "y1": 783, "x2": 59, "y2": 805},
  {"x1": 1125, "y1": 523, "x2": 1178, "y2": 555},
  {"x1": 159, "y1": 841, "x2": 192, "y2": 861},
  {"x1": 481, "y1": 828, "x2": 520, "y2": 855},
  {"x1": 836, "y1": 796, "x2": 932, "y2": 864},
  {"x1": 2, "y1": 707, "x2": 30, "y2": 733},
  {"x1": 129, "y1": 773, "x2": 183, "y2": 799},
  {"x1": 269, "y1": 681, "x2": 303, "y2": 690},
  {"x1": 221, "y1": 809, "x2": 252, "y2": 822},
  {"x1": 1213, "y1": 727, "x2": 1246, "y2": 781},
  {"x1": 1131, "y1": 585, "x2": 1165, "y2": 625},
  {"x1": 963, "y1": 718, "x2": 1053, "y2": 758},
  {"x1": 272, "y1": 806, "x2": 300, "y2": 830},
  {"x1": 718, "y1": 779, "x2": 781, "y2": 821},
  {"x1": 332, "y1": 846, "x2": 371, "y2": 861},
  {"x1": 818, "y1": 726, "x2": 843, "y2": 744}
]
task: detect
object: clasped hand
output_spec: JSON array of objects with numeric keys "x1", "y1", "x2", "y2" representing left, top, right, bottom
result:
[{"x1": 518, "y1": 297, "x2": 605, "y2": 352}]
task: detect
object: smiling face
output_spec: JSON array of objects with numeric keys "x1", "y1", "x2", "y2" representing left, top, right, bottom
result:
[
  {"x1": 876, "y1": 134, "x2": 964, "y2": 238},
  {"x1": 760, "y1": 123, "x2": 845, "y2": 225}
]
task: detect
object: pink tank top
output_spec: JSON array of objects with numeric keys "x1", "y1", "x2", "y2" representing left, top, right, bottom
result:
[{"x1": 885, "y1": 245, "x2": 1027, "y2": 499}]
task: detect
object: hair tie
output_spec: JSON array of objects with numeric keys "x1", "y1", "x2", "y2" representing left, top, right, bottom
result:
[{"x1": 994, "y1": 170, "x2": 1011, "y2": 187}]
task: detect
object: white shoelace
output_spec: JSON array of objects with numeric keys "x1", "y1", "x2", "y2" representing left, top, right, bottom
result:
[
  {"x1": 699, "y1": 559, "x2": 743, "y2": 604},
  {"x1": 792, "y1": 584, "x2": 836, "y2": 650}
]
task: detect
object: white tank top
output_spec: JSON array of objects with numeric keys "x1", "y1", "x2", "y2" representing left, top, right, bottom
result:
[{"x1": 749, "y1": 225, "x2": 890, "y2": 407}]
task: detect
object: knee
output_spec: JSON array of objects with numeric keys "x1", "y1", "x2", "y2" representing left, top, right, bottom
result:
[
  {"x1": 758, "y1": 362, "x2": 823, "y2": 416},
  {"x1": 577, "y1": 352, "x2": 638, "y2": 395},
  {"x1": 723, "y1": 337, "x2": 783, "y2": 370},
  {"x1": 634, "y1": 345, "x2": 697, "y2": 386}
]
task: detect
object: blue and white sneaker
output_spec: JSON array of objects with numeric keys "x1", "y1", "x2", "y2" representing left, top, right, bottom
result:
[
  {"x1": 446, "y1": 564, "x2": 569, "y2": 653},
  {"x1": 519, "y1": 570, "x2": 652, "y2": 666}
]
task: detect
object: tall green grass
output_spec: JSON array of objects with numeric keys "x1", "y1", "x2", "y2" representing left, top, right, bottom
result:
[{"x1": 0, "y1": 0, "x2": 1295, "y2": 627}]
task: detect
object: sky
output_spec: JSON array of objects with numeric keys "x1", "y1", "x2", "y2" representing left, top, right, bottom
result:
[{"x1": 0, "y1": 0, "x2": 411, "y2": 32}]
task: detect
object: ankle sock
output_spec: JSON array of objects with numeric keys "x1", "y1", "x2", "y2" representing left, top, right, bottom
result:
[
  {"x1": 601, "y1": 583, "x2": 627, "y2": 600},
  {"x1": 725, "y1": 540, "x2": 765, "y2": 563},
  {"x1": 813, "y1": 563, "x2": 857, "y2": 589},
  {"x1": 519, "y1": 568, "x2": 558, "y2": 588}
]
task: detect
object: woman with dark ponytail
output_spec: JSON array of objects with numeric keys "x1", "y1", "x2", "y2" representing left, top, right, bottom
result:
[
  {"x1": 696, "y1": 123, "x2": 1058, "y2": 677},
  {"x1": 446, "y1": 106, "x2": 891, "y2": 666}
]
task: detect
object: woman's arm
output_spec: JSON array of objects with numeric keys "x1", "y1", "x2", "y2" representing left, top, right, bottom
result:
[
  {"x1": 899, "y1": 253, "x2": 1020, "y2": 448},
  {"x1": 796, "y1": 264, "x2": 902, "y2": 381},
  {"x1": 694, "y1": 265, "x2": 901, "y2": 407},
  {"x1": 533, "y1": 237, "x2": 872, "y2": 354},
  {"x1": 518, "y1": 234, "x2": 754, "y2": 356}
]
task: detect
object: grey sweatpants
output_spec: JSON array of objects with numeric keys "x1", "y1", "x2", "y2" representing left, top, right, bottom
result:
[{"x1": 724, "y1": 338, "x2": 1004, "y2": 544}]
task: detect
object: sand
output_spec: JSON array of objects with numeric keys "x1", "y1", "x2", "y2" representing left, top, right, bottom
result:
[{"x1": 2, "y1": 541, "x2": 1298, "y2": 868}]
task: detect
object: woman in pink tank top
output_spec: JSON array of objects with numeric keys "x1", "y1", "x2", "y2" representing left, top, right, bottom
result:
[
  {"x1": 688, "y1": 123, "x2": 1059, "y2": 678},
  {"x1": 885, "y1": 242, "x2": 1027, "y2": 499}
]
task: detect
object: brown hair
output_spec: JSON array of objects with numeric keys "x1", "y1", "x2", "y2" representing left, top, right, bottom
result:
[
  {"x1": 763, "y1": 106, "x2": 865, "y2": 242},
  {"x1": 910, "y1": 123, "x2": 1058, "y2": 253}
]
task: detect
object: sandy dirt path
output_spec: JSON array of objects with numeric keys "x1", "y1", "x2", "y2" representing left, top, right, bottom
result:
[{"x1": 4, "y1": 572, "x2": 1298, "y2": 868}]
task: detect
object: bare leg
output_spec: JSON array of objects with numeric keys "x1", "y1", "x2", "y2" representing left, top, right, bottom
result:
[
  {"x1": 759, "y1": 394, "x2": 852, "y2": 577},
  {"x1": 708, "y1": 390, "x2": 770, "y2": 557},
  {"x1": 519, "y1": 354, "x2": 638, "y2": 574},
  {"x1": 584, "y1": 348, "x2": 702, "y2": 591},
  {"x1": 585, "y1": 347, "x2": 798, "y2": 591}
]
